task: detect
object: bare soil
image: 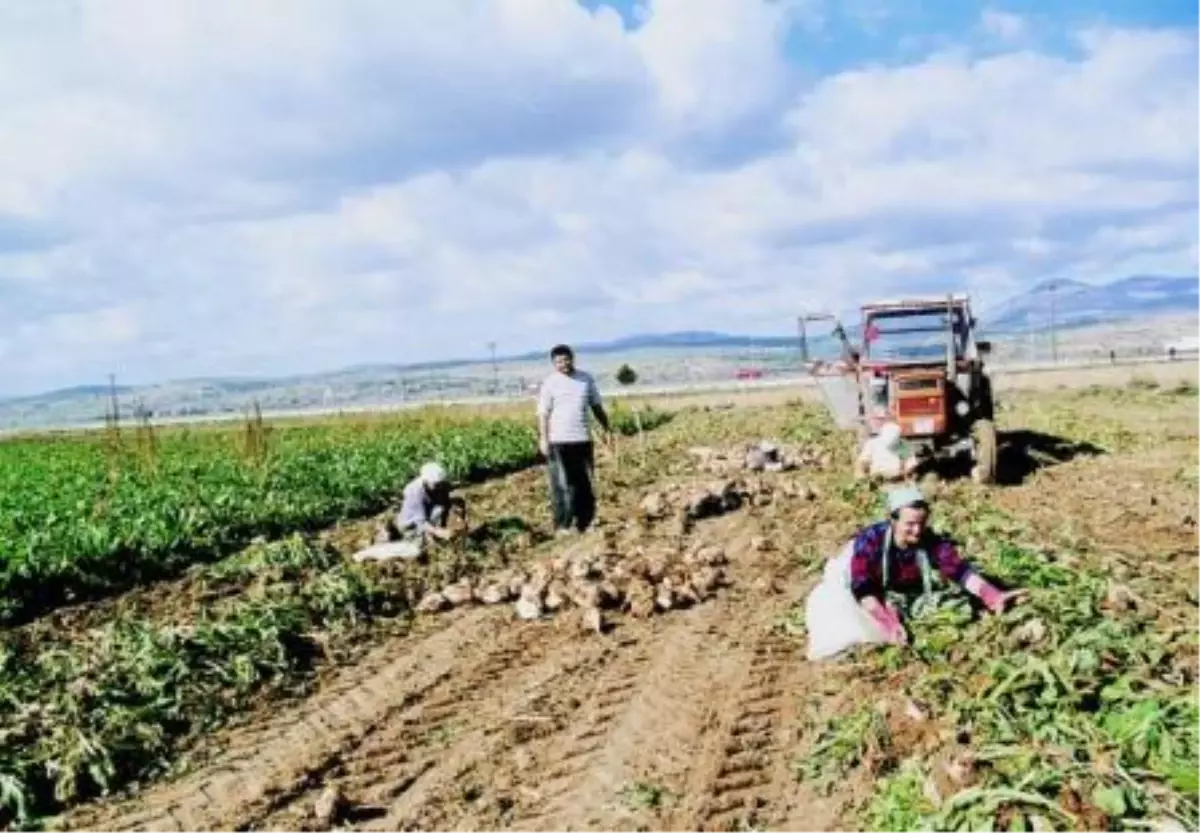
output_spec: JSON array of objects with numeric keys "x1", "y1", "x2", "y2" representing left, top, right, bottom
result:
[{"x1": 57, "y1": 373, "x2": 1199, "y2": 833}]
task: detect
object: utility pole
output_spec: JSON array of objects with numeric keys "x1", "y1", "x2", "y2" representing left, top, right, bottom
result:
[
  {"x1": 486, "y1": 341, "x2": 498, "y2": 396},
  {"x1": 797, "y1": 316, "x2": 807, "y2": 364},
  {"x1": 107, "y1": 373, "x2": 120, "y2": 429}
]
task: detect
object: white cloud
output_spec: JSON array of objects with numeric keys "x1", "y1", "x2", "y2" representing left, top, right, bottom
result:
[
  {"x1": 840, "y1": 0, "x2": 897, "y2": 34},
  {"x1": 0, "y1": 1, "x2": 1195, "y2": 395},
  {"x1": 0, "y1": 1, "x2": 648, "y2": 229},
  {"x1": 630, "y1": 0, "x2": 806, "y2": 142},
  {"x1": 980, "y1": 9, "x2": 1027, "y2": 42}
]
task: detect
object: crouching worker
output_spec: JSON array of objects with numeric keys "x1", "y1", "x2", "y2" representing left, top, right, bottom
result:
[
  {"x1": 854, "y1": 422, "x2": 919, "y2": 482},
  {"x1": 805, "y1": 486, "x2": 1024, "y2": 660},
  {"x1": 397, "y1": 461, "x2": 466, "y2": 544},
  {"x1": 355, "y1": 462, "x2": 465, "y2": 563}
]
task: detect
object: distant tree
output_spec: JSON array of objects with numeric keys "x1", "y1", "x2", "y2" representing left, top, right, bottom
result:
[{"x1": 615, "y1": 364, "x2": 638, "y2": 386}]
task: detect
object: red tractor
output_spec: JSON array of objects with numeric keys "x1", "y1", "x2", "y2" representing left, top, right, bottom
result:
[{"x1": 805, "y1": 294, "x2": 998, "y2": 483}]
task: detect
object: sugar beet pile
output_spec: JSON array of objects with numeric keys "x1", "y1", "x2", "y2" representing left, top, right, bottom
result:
[{"x1": 411, "y1": 440, "x2": 820, "y2": 631}]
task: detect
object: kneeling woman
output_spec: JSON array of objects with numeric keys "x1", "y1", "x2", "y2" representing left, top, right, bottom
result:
[{"x1": 805, "y1": 486, "x2": 1024, "y2": 660}]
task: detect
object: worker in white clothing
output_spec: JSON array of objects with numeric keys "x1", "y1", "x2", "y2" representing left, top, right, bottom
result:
[
  {"x1": 354, "y1": 462, "x2": 466, "y2": 563},
  {"x1": 854, "y1": 422, "x2": 919, "y2": 482},
  {"x1": 387, "y1": 463, "x2": 465, "y2": 559}
]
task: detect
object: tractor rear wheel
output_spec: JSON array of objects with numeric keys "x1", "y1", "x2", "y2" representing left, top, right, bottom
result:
[{"x1": 971, "y1": 419, "x2": 998, "y2": 484}]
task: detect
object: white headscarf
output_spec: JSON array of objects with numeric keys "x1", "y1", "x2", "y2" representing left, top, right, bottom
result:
[{"x1": 420, "y1": 462, "x2": 447, "y2": 486}]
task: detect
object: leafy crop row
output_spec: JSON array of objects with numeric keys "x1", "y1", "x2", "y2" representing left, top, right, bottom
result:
[
  {"x1": 791, "y1": 492, "x2": 1199, "y2": 832},
  {"x1": 0, "y1": 405, "x2": 669, "y2": 626},
  {"x1": 0, "y1": 412, "x2": 541, "y2": 625},
  {"x1": 0, "y1": 535, "x2": 408, "y2": 829}
]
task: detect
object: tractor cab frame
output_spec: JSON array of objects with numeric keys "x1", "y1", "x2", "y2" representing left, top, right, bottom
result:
[{"x1": 804, "y1": 293, "x2": 999, "y2": 483}]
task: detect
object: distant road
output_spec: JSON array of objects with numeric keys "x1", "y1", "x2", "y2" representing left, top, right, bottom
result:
[{"x1": 4, "y1": 353, "x2": 1196, "y2": 436}]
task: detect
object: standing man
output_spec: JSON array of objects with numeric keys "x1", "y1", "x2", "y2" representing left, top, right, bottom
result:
[{"x1": 537, "y1": 344, "x2": 611, "y2": 535}]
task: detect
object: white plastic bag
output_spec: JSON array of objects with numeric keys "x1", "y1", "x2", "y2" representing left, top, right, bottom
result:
[
  {"x1": 805, "y1": 541, "x2": 888, "y2": 661},
  {"x1": 351, "y1": 538, "x2": 423, "y2": 563}
]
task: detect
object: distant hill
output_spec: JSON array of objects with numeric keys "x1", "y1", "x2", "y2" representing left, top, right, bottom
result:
[
  {"x1": 0, "y1": 384, "x2": 132, "y2": 408},
  {"x1": 2, "y1": 274, "x2": 1195, "y2": 425},
  {"x1": 510, "y1": 330, "x2": 801, "y2": 359},
  {"x1": 982, "y1": 275, "x2": 1198, "y2": 334}
]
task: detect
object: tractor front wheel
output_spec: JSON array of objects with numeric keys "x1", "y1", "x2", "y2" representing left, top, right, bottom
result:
[{"x1": 971, "y1": 419, "x2": 998, "y2": 484}]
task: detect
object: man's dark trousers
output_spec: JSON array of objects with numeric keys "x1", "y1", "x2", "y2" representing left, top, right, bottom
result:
[{"x1": 547, "y1": 441, "x2": 595, "y2": 532}]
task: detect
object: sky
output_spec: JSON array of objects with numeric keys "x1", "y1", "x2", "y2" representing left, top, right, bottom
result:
[{"x1": 0, "y1": 0, "x2": 1196, "y2": 396}]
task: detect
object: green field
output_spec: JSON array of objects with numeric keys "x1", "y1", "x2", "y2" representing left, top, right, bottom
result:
[
  {"x1": 0, "y1": 403, "x2": 670, "y2": 627},
  {"x1": 0, "y1": 410, "x2": 543, "y2": 626},
  {"x1": 0, "y1": 403, "x2": 671, "y2": 827}
]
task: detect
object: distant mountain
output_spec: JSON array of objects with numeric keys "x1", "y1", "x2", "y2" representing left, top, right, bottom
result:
[
  {"x1": 0, "y1": 383, "x2": 133, "y2": 406},
  {"x1": 983, "y1": 275, "x2": 1198, "y2": 334},
  {"x1": 512, "y1": 330, "x2": 801, "y2": 359}
]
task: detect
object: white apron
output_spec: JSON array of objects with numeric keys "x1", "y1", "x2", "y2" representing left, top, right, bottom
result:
[{"x1": 804, "y1": 530, "x2": 935, "y2": 661}]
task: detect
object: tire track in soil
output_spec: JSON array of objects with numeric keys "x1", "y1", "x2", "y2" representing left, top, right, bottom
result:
[
  {"x1": 414, "y1": 628, "x2": 657, "y2": 832},
  {"x1": 258, "y1": 617, "x2": 619, "y2": 832},
  {"x1": 500, "y1": 562, "x2": 805, "y2": 831},
  {"x1": 505, "y1": 605, "x2": 725, "y2": 832},
  {"x1": 663, "y1": 608, "x2": 808, "y2": 832},
  {"x1": 247, "y1": 609, "x2": 600, "y2": 830},
  {"x1": 361, "y1": 626, "x2": 644, "y2": 832},
  {"x1": 70, "y1": 607, "x2": 529, "y2": 833}
]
